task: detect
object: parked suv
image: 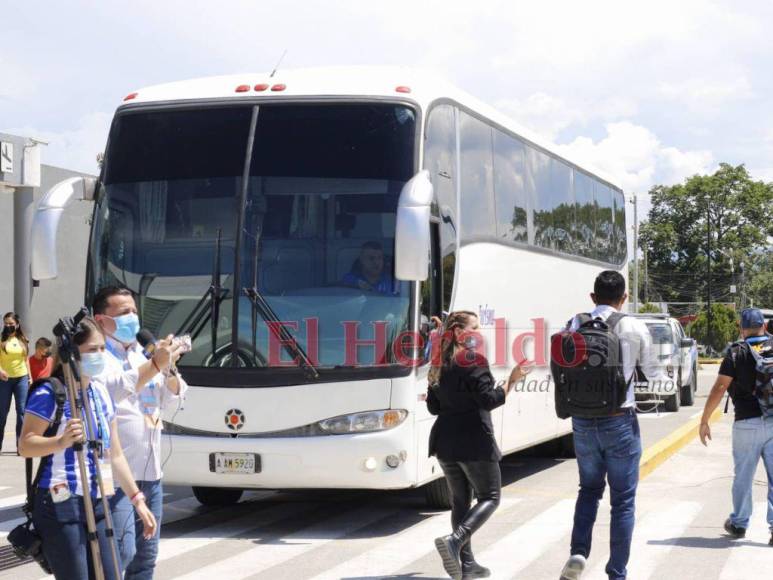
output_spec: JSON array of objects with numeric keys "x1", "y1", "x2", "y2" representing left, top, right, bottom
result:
[{"x1": 630, "y1": 314, "x2": 699, "y2": 412}]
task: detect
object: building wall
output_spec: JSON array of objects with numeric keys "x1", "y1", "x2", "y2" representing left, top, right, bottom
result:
[{"x1": 0, "y1": 163, "x2": 95, "y2": 342}]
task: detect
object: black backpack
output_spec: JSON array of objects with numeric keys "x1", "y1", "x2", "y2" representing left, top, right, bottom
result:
[{"x1": 551, "y1": 312, "x2": 629, "y2": 419}]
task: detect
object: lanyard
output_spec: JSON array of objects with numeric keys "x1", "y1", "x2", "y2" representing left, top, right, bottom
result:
[
  {"x1": 83, "y1": 385, "x2": 111, "y2": 456},
  {"x1": 105, "y1": 340, "x2": 133, "y2": 371}
]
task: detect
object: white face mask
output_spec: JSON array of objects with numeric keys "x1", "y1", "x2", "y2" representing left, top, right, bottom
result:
[{"x1": 80, "y1": 352, "x2": 106, "y2": 377}]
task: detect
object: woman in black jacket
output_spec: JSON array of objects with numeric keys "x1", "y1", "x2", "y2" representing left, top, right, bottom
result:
[{"x1": 427, "y1": 310, "x2": 528, "y2": 580}]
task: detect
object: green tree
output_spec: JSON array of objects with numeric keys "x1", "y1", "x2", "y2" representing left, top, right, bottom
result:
[
  {"x1": 639, "y1": 164, "x2": 773, "y2": 308},
  {"x1": 745, "y1": 251, "x2": 773, "y2": 309},
  {"x1": 638, "y1": 303, "x2": 662, "y2": 314},
  {"x1": 688, "y1": 304, "x2": 738, "y2": 353}
]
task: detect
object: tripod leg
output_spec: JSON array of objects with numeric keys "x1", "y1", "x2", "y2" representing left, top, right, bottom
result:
[
  {"x1": 61, "y1": 362, "x2": 106, "y2": 580},
  {"x1": 78, "y1": 379, "x2": 123, "y2": 580}
]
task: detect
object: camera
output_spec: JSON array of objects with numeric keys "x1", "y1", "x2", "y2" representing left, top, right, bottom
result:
[{"x1": 7, "y1": 521, "x2": 52, "y2": 574}]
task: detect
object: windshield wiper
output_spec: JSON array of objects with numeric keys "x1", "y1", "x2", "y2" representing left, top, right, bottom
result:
[
  {"x1": 243, "y1": 242, "x2": 320, "y2": 380},
  {"x1": 176, "y1": 228, "x2": 229, "y2": 363}
]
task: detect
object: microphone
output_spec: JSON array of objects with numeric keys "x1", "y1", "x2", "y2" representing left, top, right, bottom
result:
[{"x1": 136, "y1": 328, "x2": 157, "y2": 358}]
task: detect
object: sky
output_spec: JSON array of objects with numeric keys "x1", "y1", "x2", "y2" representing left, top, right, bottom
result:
[{"x1": 3, "y1": 0, "x2": 773, "y2": 214}]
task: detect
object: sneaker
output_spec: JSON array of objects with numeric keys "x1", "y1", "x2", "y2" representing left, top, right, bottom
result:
[
  {"x1": 559, "y1": 554, "x2": 586, "y2": 580},
  {"x1": 769, "y1": 532, "x2": 772, "y2": 546},
  {"x1": 724, "y1": 518, "x2": 746, "y2": 539}
]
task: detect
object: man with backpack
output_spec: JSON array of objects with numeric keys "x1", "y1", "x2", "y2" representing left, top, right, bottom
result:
[
  {"x1": 699, "y1": 307, "x2": 773, "y2": 546},
  {"x1": 553, "y1": 271, "x2": 670, "y2": 580}
]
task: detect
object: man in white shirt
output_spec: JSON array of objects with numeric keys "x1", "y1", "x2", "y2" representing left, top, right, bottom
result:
[
  {"x1": 559, "y1": 271, "x2": 670, "y2": 580},
  {"x1": 92, "y1": 286, "x2": 187, "y2": 580}
]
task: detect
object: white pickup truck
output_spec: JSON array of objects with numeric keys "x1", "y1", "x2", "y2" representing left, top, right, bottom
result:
[{"x1": 631, "y1": 314, "x2": 699, "y2": 412}]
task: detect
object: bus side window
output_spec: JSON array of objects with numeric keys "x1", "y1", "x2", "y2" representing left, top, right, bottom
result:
[{"x1": 424, "y1": 104, "x2": 457, "y2": 312}]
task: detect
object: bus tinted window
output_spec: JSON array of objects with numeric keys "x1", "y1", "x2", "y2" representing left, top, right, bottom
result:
[
  {"x1": 424, "y1": 105, "x2": 457, "y2": 311},
  {"x1": 459, "y1": 112, "x2": 495, "y2": 241},
  {"x1": 613, "y1": 190, "x2": 627, "y2": 263},
  {"x1": 493, "y1": 131, "x2": 528, "y2": 243},
  {"x1": 595, "y1": 183, "x2": 615, "y2": 262},
  {"x1": 573, "y1": 171, "x2": 596, "y2": 258},
  {"x1": 550, "y1": 160, "x2": 574, "y2": 254},
  {"x1": 527, "y1": 147, "x2": 552, "y2": 249}
]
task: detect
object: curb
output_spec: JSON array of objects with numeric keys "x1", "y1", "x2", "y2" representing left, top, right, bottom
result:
[{"x1": 639, "y1": 406, "x2": 722, "y2": 480}]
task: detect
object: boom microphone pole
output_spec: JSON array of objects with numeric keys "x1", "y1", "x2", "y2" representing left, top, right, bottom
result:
[{"x1": 53, "y1": 308, "x2": 121, "y2": 580}]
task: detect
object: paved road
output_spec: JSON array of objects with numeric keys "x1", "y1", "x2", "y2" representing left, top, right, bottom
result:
[{"x1": 2, "y1": 365, "x2": 771, "y2": 579}]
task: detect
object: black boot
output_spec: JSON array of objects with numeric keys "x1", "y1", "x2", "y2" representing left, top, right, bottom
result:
[
  {"x1": 434, "y1": 530, "x2": 467, "y2": 580},
  {"x1": 461, "y1": 542, "x2": 491, "y2": 579}
]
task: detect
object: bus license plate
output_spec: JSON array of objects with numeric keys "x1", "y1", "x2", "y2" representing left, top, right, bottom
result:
[{"x1": 209, "y1": 453, "x2": 260, "y2": 474}]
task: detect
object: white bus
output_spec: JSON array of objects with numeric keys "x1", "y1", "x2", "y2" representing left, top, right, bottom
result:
[{"x1": 31, "y1": 67, "x2": 627, "y2": 507}]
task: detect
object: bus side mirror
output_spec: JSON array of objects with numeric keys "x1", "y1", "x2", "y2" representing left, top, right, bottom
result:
[
  {"x1": 31, "y1": 176, "x2": 96, "y2": 281},
  {"x1": 395, "y1": 170, "x2": 433, "y2": 281}
]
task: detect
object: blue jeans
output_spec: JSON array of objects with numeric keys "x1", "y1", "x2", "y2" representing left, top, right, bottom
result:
[
  {"x1": 0, "y1": 375, "x2": 29, "y2": 451},
  {"x1": 32, "y1": 490, "x2": 123, "y2": 580},
  {"x1": 113, "y1": 479, "x2": 163, "y2": 580},
  {"x1": 570, "y1": 411, "x2": 642, "y2": 580},
  {"x1": 730, "y1": 416, "x2": 773, "y2": 532}
]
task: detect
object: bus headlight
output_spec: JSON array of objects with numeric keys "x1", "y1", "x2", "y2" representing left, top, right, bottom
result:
[{"x1": 318, "y1": 410, "x2": 408, "y2": 434}]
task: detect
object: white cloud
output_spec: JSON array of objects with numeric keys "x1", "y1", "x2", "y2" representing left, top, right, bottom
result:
[
  {"x1": 657, "y1": 76, "x2": 754, "y2": 107},
  {"x1": 3, "y1": 112, "x2": 111, "y2": 175},
  {"x1": 557, "y1": 121, "x2": 713, "y2": 192}
]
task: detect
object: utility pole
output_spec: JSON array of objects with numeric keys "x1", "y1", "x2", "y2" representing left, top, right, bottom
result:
[
  {"x1": 631, "y1": 193, "x2": 639, "y2": 312},
  {"x1": 706, "y1": 200, "x2": 713, "y2": 353},
  {"x1": 643, "y1": 246, "x2": 648, "y2": 304}
]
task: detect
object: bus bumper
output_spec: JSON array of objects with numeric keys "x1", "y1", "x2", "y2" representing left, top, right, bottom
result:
[{"x1": 160, "y1": 427, "x2": 417, "y2": 490}]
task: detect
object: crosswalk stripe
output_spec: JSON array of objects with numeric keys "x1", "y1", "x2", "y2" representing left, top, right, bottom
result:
[
  {"x1": 586, "y1": 501, "x2": 702, "y2": 579},
  {"x1": 475, "y1": 498, "x2": 575, "y2": 579},
  {"x1": 0, "y1": 516, "x2": 26, "y2": 537},
  {"x1": 718, "y1": 502, "x2": 773, "y2": 580},
  {"x1": 158, "y1": 501, "x2": 313, "y2": 564},
  {"x1": 171, "y1": 504, "x2": 395, "y2": 580},
  {"x1": 307, "y1": 498, "x2": 521, "y2": 580},
  {"x1": 0, "y1": 494, "x2": 27, "y2": 510}
]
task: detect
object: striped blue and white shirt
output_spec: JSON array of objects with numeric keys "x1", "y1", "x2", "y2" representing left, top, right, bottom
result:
[{"x1": 25, "y1": 381, "x2": 115, "y2": 498}]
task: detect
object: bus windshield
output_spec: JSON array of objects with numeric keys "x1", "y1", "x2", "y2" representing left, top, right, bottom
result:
[{"x1": 89, "y1": 103, "x2": 417, "y2": 373}]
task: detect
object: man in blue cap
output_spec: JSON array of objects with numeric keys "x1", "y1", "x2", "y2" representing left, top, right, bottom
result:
[{"x1": 699, "y1": 307, "x2": 773, "y2": 546}]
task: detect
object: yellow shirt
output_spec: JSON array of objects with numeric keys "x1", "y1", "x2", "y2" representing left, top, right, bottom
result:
[{"x1": 0, "y1": 337, "x2": 29, "y2": 378}]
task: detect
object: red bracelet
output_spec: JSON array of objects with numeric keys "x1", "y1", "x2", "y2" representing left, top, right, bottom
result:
[
  {"x1": 130, "y1": 490, "x2": 141, "y2": 502},
  {"x1": 151, "y1": 358, "x2": 161, "y2": 374}
]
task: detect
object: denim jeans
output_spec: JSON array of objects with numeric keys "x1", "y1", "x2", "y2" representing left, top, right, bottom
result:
[
  {"x1": 32, "y1": 490, "x2": 122, "y2": 580},
  {"x1": 730, "y1": 415, "x2": 773, "y2": 532},
  {"x1": 0, "y1": 375, "x2": 29, "y2": 451},
  {"x1": 570, "y1": 410, "x2": 642, "y2": 580},
  {"x1": 114, "y1": 479, "x2": 164, "y2": 580}
]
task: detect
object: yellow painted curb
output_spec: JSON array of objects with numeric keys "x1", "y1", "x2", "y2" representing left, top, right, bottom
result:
[{"x1": 639, "y1": 406, "x2": 723, "y2": 480}]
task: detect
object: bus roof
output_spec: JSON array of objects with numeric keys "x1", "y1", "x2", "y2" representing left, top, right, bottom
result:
[{"x1": 120, "y1": 66, "x2": 622, "y2": 191}]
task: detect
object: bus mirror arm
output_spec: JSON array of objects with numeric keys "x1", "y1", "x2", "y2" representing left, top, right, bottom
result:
[
  {"x1": 31, "y1": 176, "x2": 97, "y2": 281},
  {"x1": 395, "y1": 170, "x2": 433, "y2": 282}
]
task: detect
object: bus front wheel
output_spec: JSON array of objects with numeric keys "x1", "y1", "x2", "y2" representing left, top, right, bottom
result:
[
  {"x1": 192, "y1": 486, "x2": 244, "y2": 506},
  {"x1": 424, "y1": 477, "x2": 452, "y2": 510}
]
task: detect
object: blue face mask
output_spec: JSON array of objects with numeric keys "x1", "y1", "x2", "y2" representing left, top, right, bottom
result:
[
  {"x1": 111, "y1": 313, "x2": 140, "y2": 344},
  {"x1": 80, "y1": 352, "x2": 106, "y2": 377}
]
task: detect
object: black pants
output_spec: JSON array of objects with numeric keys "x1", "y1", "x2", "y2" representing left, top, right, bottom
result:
[{"x1": 438, "y1": 459, "x2": 502, "y2": 561}]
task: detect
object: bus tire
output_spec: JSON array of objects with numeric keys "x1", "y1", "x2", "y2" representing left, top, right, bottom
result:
[
  {"x1": 192, "y1": 486, "x2": 244, "y2": 506},
  {"x1": 559, "y1": 433, "x2": 576, "y2": 458},
  {"x1": 424, "y1": 477, "x2": 452, "y2": 510}
]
